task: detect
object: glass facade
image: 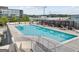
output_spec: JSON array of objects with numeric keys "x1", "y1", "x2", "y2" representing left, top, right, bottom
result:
[{"x1": 0, "y1": 7, "x2": 23, "y2": 17}]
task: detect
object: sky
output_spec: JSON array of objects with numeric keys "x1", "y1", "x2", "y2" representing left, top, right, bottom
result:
[{"x1": 8, "y1": 6, "x2": 79, "y2": 15}]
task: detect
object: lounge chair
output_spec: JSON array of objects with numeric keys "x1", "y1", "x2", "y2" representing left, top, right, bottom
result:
[
  {"x1": 59, "y1": 25, "x2": 67, "y2": 30},
  {"x1": 19, "y1": 41, "x2": 32, "y2": 52},
  {"x1": 0, "y1": 31, "x2": 3, "y2": 43},
  {"x1": 67, "y1": 26, "x2": 73, "y2": 30},
  {"x1": 74, "y1": 29, "x2": 79, "y2": 33},
  {"x1": 0, "y1": 45, "x2": 9, "y2": 52},
  {"x1": 0, "y1": 44, "x2": 17, "y2": 52},
  {"x1": 0, "y1": 37, "x2": 2, "y2": 43},
  {"x1": 71, "y1": 27, "x2": 79, "y2": 33}
]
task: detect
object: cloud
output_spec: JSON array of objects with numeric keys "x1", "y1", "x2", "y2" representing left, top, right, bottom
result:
[{"x1": 8, "y1": 6, "x2": 79, "y2": 15}]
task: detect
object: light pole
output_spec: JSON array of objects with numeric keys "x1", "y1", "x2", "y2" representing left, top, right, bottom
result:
[
  {"x1": 33, "y1": 6, "x2": 47, "y2": 15},
  {"x1": 43, "y1": 6, "x2": 47, "y2": 15}
]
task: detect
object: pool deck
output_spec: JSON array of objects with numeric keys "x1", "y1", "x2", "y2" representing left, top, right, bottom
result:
[{"x1": 7, "y1": 22, "x2": 79, "y2": 52}]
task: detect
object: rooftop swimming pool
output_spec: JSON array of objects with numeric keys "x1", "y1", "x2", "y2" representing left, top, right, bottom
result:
[{"x1": 16, "y1": 25, "x2": 77, "y2": 42}]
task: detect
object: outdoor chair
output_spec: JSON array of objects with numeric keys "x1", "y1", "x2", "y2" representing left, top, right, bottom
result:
[
  {"x1": 19, "y1": 41, "x2": 32, "y2": 52},
  {"x1": 72, "y1": 28, "x2": 79, "y2": 33},
  {"x1": 59, "y1": 25, "x2": 67, "y2": 30},
  {"x1": 67, "y1": 26, "x2": 73, "y2": 30},
  {"x1": 0, "y1": 44, "x2": 17, "y2": 52}
]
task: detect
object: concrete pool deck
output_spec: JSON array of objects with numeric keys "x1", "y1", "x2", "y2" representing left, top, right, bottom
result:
[{"x1": 7, "y1": 22, "x2": 79, "y2": 52}]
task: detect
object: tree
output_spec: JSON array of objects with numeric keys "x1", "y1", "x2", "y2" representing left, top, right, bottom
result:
[
  {"x1": 26, "y1": 16, "x2": 30, "y2": 22},
  {"x1": 0, "y1": 16, "x2": 8, "y2": 25},
  {"x1": 22, "y1": 16, "x2": 30, "y2": 22},
  {"x1": 12, "y1": 16, "x2": 17, "y2": 22},
  {"x1": 18, "y1": 17, "x2": 22, "y2": 24},
  {"x1": 20, "y1": 16, "x2": 30, "y2": 24}
]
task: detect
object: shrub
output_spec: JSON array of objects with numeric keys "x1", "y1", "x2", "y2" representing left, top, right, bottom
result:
[
  {"x1": 22, "y1": 16, "x2": 30, "y2": 22},
  {"x1": 12, "y1": 16, "x2": 17, "y2": 22},
  {"x1": 0, "y1": 16, "x2": 8, "y2": 25}
]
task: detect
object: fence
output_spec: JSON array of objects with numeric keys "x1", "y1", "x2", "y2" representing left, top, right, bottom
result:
[{"x1": 31, "y1": 36, "x2": 76, "y2": 52}]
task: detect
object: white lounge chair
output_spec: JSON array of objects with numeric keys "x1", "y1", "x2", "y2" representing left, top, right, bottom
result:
[
  {"x1": 0, "y1": 45, "x2": 10, "y2": 52},
  {"x1": 19, "y1": 41, "x2": 32, "y2": 52},
  {"x1": 0, "y1": 44, "x2": 18, "y2": 52},
  {"x1": 74, "y1": 30, "x2": 79, "y2": 33}
]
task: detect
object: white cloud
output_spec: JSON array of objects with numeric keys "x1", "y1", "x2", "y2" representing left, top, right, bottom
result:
[{"x1": 8, "y1": 6, "x2": 79, "y2": 15}]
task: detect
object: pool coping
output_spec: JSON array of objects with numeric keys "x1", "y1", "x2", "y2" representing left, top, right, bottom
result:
[
  {"x1": 7, "y1": 23, "x2": 79, "y2": 51},
  {"x1": 32, "y1": 24, "x2": 79, "y2": 43},
  {"x1": 8, "y1": 23, "x2": 78, "y2": 44}
]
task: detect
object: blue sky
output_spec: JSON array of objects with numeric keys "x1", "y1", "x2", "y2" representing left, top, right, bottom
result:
[{"x1": 8, "y1": 6, "x2": 79, "y2": 15}]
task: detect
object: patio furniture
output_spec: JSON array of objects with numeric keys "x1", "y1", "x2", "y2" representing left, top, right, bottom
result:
[
  {"x1": 0, "y1": 45, "x2": 10, "y2": 52},
  {"x1": 68, "y1": 27, "x2": 73, "y2": 30},
  {"x1": 0, "y1": 44, "x2": 17, "y2": 52},
  {"x1": 19, "y1": 41, "x2": 32, "y2": 52},
  {"x1": 59, "y1": 25, "x2": 67, "y2": 30},
  {"x1": 0, "y1": 37, "x2": 2, "y2": 43},
  {"x1": 74, "y1": 29, "x2": 79, "y2": 33},
  {"x1": 0, "y1": 31, "x2": 4, "y2": 43}
]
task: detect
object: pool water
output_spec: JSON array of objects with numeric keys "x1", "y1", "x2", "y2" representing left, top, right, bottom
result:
[{"x1": 16, "y1": 25, "x2": 77, "y2": 42}]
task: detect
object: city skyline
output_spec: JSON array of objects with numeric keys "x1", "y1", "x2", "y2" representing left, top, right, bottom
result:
[{"x1": 8, "y1": 6, "x2": 79, "y2": 15}]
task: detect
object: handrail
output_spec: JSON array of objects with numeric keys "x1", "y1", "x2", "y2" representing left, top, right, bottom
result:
[
  {"x1": 35, "y1": 36, "x2": 57, "y2": 52},
  {"x1": 9, "y1": 35, "x2": 77, "y2": 52},
  {"x1": 33, "y1": 36, "x2": 76, "y2": 52}
]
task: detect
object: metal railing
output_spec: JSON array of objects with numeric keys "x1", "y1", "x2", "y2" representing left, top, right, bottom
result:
[
  {"x1": 30, "y1": 36, "x2": 57, "y2": 52},
  {"x1": 8, "y1": 35, "x2": 77, "y2": 52},
  {"x1": 31, "y1": 36, "x2": 76, "y2": 52}
]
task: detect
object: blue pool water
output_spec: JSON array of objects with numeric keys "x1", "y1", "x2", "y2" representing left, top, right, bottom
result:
[{"x1": 16, "y1": 25, "x2": 77, "y2": 42}]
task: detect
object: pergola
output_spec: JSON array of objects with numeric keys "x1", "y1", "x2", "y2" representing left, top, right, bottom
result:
[{"x1": 39, "y1": 20, "x2": 76, "y2": 29}]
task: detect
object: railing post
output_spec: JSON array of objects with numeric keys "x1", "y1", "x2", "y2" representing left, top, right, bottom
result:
[
  {"x1": 54, "y1": 43, "x2": 56, "y2": 52},
  {"x1": 31, "y1": 40, "x2": 32, "y2": 51},
  {"x1": 48, "y1": 40, "x2": 49, "y2": 51}
]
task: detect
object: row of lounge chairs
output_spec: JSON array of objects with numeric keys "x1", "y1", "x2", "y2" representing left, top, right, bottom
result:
[
  {"x1": 42, "y1": 23, "x2": 73, "y2": 30},
  {"x1": 39, "y1": 23, "x2": 79, "y2": 33},
  {"x1": 59, "y1": 25, "x2": 72, "y2": 30}
]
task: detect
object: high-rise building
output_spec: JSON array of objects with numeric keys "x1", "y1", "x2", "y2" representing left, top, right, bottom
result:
[{"x1": 0, "y1": 6, "x2": 23, "y2": 17}]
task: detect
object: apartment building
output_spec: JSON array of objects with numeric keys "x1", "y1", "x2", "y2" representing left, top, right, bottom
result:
[{"x1": 0, "y1": 6, "x2": 23, "y2": 17}]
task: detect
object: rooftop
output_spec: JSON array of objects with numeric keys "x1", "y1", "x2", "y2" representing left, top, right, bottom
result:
[{"x1": 0, "y1": 6, "x2": 8, "y2": 9}]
